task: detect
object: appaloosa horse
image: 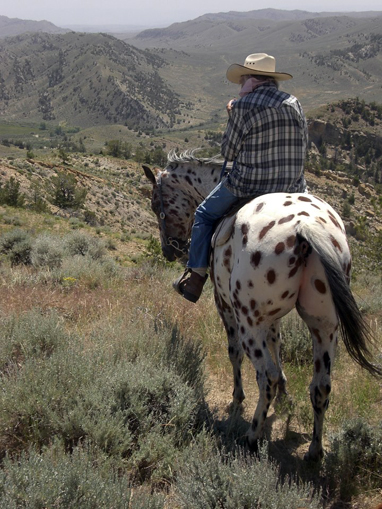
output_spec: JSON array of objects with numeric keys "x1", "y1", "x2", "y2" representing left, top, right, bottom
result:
[{"x1": 143, "y1": 150, "x2": 381, "y2": 461}]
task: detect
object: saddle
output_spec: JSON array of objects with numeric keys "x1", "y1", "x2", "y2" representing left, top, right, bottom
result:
[{"x1": 211, "y1": 196, "x2": 254, "y2": 248}]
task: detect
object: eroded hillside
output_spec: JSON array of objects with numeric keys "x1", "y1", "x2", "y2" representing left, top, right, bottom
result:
[{"x1": 0, "y1": 32, "x2": 188, "y2": 130}]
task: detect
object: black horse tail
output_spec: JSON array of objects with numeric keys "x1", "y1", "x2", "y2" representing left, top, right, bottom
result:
[{"x1": 297, "y1": 225, "x2": 382, "y2": 378}]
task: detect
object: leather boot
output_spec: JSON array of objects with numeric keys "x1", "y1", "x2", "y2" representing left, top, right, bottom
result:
[{"x1": 173, "y1": 269, "x2": 208, "y2": 303}]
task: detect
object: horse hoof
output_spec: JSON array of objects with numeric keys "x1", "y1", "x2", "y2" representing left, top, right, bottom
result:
[
  {"x1": 246, "y1": 437, "x2": 260, "y2": 456},
  {"x1": 304, "y1": 449, "x2": 323, "y2": 462}
]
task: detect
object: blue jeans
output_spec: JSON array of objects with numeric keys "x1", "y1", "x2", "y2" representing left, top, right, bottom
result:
[{"x1": 187, "y1": 179, "x2": 240, "y2": 270}]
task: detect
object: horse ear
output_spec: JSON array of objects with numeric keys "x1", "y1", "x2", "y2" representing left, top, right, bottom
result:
[{"x1": 142, "y1": 165, "x2": 156, "y2": 185}]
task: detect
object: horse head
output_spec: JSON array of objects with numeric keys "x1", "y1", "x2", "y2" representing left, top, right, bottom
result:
[{"x1": 143, "y1": 164, "x2": 195, "y2": 263}]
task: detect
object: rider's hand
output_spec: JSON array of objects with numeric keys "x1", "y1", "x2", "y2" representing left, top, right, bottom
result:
[{"x1": 226, "y1": 99, "x2": 236, "y2": 114}]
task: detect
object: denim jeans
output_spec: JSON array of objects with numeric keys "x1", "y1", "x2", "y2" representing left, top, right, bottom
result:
[{"x1": 187, "y1": 179, "x2": 240, "y2": 270}]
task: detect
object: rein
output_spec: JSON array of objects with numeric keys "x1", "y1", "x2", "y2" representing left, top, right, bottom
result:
[{"x1": 157, "y1": 172, "x2": 190, "y2": 256}]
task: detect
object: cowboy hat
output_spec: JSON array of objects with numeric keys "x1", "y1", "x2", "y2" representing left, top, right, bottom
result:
[{"x1": 226, "y1": 53, "x2": 292, "y2": 83}]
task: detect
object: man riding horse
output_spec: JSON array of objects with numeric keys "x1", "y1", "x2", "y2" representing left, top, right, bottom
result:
[{"x1": 173, "y1": 53, "x2": 308, "y2": 303}]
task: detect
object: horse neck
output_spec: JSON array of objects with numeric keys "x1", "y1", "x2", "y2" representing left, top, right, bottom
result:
[{"x1": 168, "y1": 161, "x2": 221, "y2": 203}]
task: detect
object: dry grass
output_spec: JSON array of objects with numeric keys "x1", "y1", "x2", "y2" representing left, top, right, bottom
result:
[
  {"x1": 0, "y1": 231, "x2": 381, "y2": 507},
  {"x1": 4, "y1": 261, "x2": 379, "y2": 445}
]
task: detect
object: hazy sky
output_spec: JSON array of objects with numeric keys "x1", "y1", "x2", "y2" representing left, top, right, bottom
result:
[{"x1": 1, "y1": 0, "x2": 381, "y2": 27}]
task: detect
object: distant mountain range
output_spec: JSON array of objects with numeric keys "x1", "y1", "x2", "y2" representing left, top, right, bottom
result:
[
  {"x1": 1, "y1": 9, "x2": 381, "y2": 38},
  {"x1": 130, "y1": 11, "x2": 382, "y2": 114},
  {"x1": 0, "y1": 15, "x2": 69, "y2": 38},
  {"x1": 194, "y1": 8, "x2": 382, "y2": 21},
  {"x1": 0, "y1": 10, "x2": 381, "y2": 130}
]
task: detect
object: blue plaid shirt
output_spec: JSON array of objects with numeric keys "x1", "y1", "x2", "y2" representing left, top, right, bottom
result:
[{"x1": 221, "y1": 82, "x2": 308, "y2": 198}]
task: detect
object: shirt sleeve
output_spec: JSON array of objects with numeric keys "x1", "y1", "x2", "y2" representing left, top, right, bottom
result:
[{"x1": 221, "y1": 106, "x2": 245, "y2": 162}]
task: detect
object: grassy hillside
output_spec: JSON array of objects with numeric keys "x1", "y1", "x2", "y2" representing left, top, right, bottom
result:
[
  {"x1": 0, "y1": 146, "x2": 381, "y2": 507},
  {"x1": 0, "y1": 103, "x2": 381, "y2": 509}
]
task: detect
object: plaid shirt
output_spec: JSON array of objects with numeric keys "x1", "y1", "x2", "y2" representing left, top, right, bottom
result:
[{"x1": 221, "y1": 82, "x2": 308, "y2": 198}]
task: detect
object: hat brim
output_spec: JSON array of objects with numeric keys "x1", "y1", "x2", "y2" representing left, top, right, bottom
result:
[{"x1": 226, "y1": 63, "x2": 293, "y2": 83}]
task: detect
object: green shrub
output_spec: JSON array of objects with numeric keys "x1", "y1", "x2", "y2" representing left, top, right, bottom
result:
[
  {"x1": 105, "y1": 237, "x2": 117, "y2": 251},
  {"x1": 51, "y1": 172, "x2": 87, "y2": 209},
  {"x1": 64, "y1": 230, "x2": 91, "y2": 256},
  {"x1": 325, "y1": 419, "x2": 382, "y2": 500},
  {"x1": 342, "y1": 201, "x2": 351, "y2": 218},
  {"x1": 0, "y1": 442, "x2": 142, "y2": 509},
  {"x1": 64, "y1": 231, "x2": 106, "y2": 260},
  {"x1": 1, "y1": 214, "x2": 23, "y2": 226},
  {"x1": 173, "y1": 441, "x2": 321, "y2": 508},
  {"x1": 31, "y1": 234, "x2": 64, "y2": 269},
  {"x1": 0, "y1": 229, "x2": 27, "y2": 252},
  {"x1": 280, "y1": 311, "x2": 312, "y2": 365},
  {"x1": 0, "y1": 308, "x2": 69, "y2": 369},
  {"x1": 69, "y1": 217, "x2": 84, "y2": 229},
  {"x1": 157, "y1": 321, "x2": 206, "y2": 406},
  {"x1": 58, "y1": 254, "x2": 120, "y2": 288},
  {"x1": 83, "y1": 209, "x2": 98, "y2": 226},
  {"x1": 0, "y1": 177, "x2": 25, "y2": 207},
  {"x1": 0, "y1": 228, "x2": 32, "y2": 266},
  {"x1": 0, "y1": 317, "x2": 205, "y2": 484},
  {"x1": 142, "y1": 236, "x2": 177, "y2": 268},
  {"x1": 354, "y1": 216, "x2": 369, "y2": 241}
]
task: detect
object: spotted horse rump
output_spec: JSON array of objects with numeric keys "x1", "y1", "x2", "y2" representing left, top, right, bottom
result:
[{"x1": 143, "y1": 150, "x2": 381, "y2": 462}]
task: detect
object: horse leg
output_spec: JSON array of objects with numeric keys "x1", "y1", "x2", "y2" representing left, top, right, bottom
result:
[
  {"x1": 266, "y1": 319, "x2": 288, "y2": 399},
  {"x1": 228, "y1": 330, "x2": 246, "y2": 407},
  {"x1": 297, "y1": 251, "x2": 339, "y2": 461},
  {"x1": 237, "y1": 326, "x2": 280, "y2": 450},
  {"x1": 215, "y1": 294, "x2": 245, "y2": 406},
  {"x1": 305, "y1": 323, "x2": 338, "y2": 461}
]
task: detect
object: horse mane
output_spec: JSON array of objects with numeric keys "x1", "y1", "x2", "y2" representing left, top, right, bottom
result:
[{"x1": 167, "y1": 148, "x2": 224, "y2": 166}]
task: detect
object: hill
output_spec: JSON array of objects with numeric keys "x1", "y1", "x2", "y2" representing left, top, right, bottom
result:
[
  {"x1": 0, "y1": 15, "x2": 68, "y2": 38},
  {"x1": 0, "y1": 32, "x2": 187, "y2": 130},
  {"x1": 194, "y1": 8, "x2": 382, "y2": 22},
  {"x1": 130, "y1": 12, "x2": 382, "y2": 113},
  {"x1": 133, "y1": 8, "x2": 382, "y2": 46}
]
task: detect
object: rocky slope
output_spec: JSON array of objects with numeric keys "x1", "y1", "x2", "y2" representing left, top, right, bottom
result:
[
  {"x1": 0, "y1": 155, "x2": 157, "y2": 234},
  {"x1": 0, "y1": 150, "x2": 380, "y2": 241},
  {"x1": 0, "y1": 32, "x2": 185, "y2": 130}
]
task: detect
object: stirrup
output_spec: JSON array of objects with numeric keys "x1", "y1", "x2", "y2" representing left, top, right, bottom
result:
[{"x1": 172, "y1": 268, "x2": 192, "y2": 296}]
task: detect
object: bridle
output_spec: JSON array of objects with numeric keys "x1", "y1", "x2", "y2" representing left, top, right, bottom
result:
[{"x1": 157, "y1": 172, "x2": 190, "y2": 257}]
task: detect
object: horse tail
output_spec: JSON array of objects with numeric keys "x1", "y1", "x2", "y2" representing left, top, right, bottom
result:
[{"x1": 297, "y1": 224, "x2": 382, "y2": 378}]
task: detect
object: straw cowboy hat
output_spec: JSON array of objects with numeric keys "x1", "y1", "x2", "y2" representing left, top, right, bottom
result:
[{"x1": 226, "y1": 53, "x2": 292, "y2": 83}]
